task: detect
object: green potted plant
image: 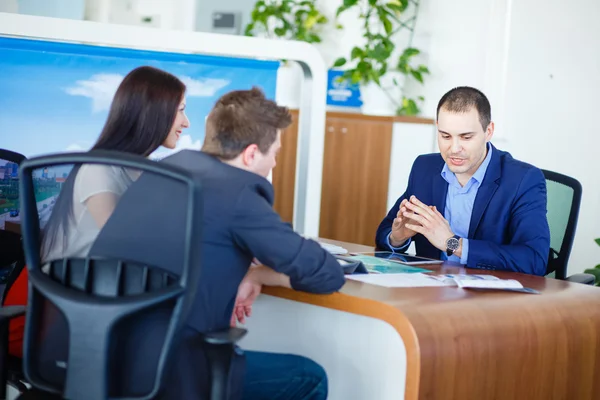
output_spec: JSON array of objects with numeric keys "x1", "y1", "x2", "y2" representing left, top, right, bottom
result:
[
  {"x1": 245, "y1": 0, "x2": 329, "y2": 107},
  {"x1": 332, "y1": 0, "x2": 429, "y2": 116},
  {"x1": 244, "y1": 0, "x2": 328, "y2": 43},
  {"x1": 583, "y1": 238, "x2": 600, "y2": 286}
]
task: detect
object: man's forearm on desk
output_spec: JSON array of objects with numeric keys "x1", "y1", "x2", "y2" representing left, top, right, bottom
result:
[{"x1": 248, "y1": 265, "x2": 292, "y2": 288}]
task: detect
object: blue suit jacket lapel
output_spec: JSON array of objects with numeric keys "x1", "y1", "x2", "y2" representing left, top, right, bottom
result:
[{"x1": 468, "y1": 144, "x2": 501, "y2": 238}]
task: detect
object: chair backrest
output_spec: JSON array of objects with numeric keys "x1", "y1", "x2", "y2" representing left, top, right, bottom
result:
[
  {"x1": 542, "y1": 169, "x2": 582, "y2": 279},
  {"x1": 0, "y1": 149, "x2": 26, "y2": 292},
  {"x1": 18, "y1": 150, "x2": 203, "y2": 400}
]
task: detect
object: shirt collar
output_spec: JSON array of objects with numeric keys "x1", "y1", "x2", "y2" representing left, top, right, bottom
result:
[{"x1": 441, "y1": 142, "x2": 493, "y2": 186}]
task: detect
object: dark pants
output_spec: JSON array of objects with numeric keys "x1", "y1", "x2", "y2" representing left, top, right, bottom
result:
[{"x1": 242, "y1": 351, "x2": 328, "y2": 400}]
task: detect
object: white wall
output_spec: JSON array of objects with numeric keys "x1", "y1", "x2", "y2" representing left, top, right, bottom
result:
[
  {"x1": 85, "y1": 0, "x2": 196, "y2": 30},
  {"x1": 1, "y1": 0, "x2": 85, "y2": 19},
  {"x1": 500, "y1": 0, "x2": 600, "y2": 275},
  {"x1": 0, "y1": 0, "x2": 18, "y2": 13}
]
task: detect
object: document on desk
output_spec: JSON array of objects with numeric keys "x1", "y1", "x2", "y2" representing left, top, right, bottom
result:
[
  {"x1": 346, "y1": 273, "x2": 450, "y2": 287},
  {"x1": 317, "y1": 241, "x2": 348, "y2": 255},
  {"x1": 347, "y1": 273, "x2": 539, "y2": 293}
]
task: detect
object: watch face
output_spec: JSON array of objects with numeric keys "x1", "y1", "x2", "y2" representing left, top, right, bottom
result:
[{"x1": 447, "y1": 237, "x2": 460, "y2": 251}]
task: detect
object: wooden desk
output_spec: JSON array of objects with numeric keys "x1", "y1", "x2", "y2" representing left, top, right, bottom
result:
[{"x1": 240, "y1": 239, "x2": 600, "y2": 400}]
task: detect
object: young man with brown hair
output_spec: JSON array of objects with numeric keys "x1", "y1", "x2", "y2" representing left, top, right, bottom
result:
[{"x1": 91, "y1": 87, "x2": 345, "y2": 399}]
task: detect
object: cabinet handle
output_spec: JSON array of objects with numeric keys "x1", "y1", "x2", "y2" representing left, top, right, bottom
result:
[
  {"x1": 340, "y1": 127, "x2": 347, "y2": 133},
  {"x1": 327, "y1": 126, "x2": 335, "y2": 132}
]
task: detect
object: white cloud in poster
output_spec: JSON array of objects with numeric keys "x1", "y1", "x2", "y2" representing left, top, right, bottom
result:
[
  {"x1": 64, "y1": 143, "x2": 89, "y2": 152},
  {"x1": 65, "y1": 74, "x2": 230, "y2": 113},
  {"x1": 179, "y1": 76, "x2": 230, "y2": 97},
  {"x1": 65, "y1": 73, "x2": 124, "y2": 113},
  {"x1": 150, "y1": 134, "x2": 203, "y2": 160}
]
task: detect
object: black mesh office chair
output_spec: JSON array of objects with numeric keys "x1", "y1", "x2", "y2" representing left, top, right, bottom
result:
[
  {"x1": 543, "y1": 169, "x2": 595, "y2": 284},
  {"x1": 15, "y1": 151, "x2": 246, "y2": 400},
  {"x1": 0, "y1": 149, "x2": 28, "y2": 399}
]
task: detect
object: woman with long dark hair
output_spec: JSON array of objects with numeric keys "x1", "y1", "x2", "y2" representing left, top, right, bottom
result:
[{"x1": 40, "y1": 65, "x2": 189, "y2": 262}]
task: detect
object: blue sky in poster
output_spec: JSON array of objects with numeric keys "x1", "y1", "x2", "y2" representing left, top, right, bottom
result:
[{"x1": 0, "y1": 37, "x2": 279, "y2": 159}]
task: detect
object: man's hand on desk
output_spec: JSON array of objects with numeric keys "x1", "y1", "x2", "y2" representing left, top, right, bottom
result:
[
  {"x1": 403, "y1": 196, "x2": 462, "y2": 257},
  {"x1": 230, "y1": 265, "x2": 292, "y2": 327}
]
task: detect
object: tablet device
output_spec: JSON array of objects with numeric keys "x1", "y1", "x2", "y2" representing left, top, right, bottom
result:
[{"x1": 349, "y1": 251, "x2": 443, "y2": 266}]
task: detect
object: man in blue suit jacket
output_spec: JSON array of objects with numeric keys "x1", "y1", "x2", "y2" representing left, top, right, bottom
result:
[{"x1": 376, "y1": 86, "x2": 550, "y2": 275}]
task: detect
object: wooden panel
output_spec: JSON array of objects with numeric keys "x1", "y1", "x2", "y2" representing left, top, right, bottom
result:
[
  {"x1": 264, "y1": 239, "x2": 600, "y2": 400},
  {"x1": 319, "y1": 117, "x2": 392, "y2": 245},
  {"x1": 325, "y1": 110, "x2": 434, "y2": 125},
  {"x1": 272, "y1": 110, "x2": 299, "y2": 224}
]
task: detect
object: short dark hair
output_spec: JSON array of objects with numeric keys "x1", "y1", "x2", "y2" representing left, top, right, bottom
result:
[
  {"x1": 202, "y1": 87, "x2": 292, "y2": 160},
  {"x1": 436, "y1": 86, "x2": 491, "y2": 131}
]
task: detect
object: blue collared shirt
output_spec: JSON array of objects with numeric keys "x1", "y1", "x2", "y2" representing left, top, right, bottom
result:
[
  {"x1": 440, "y1": 143, "x2": 493, "y2": 263},
  {"x1": 387, "y1": 143, "x2": 493, "y2": 264}
]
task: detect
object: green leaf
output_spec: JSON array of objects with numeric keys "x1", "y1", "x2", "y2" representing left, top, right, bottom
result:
[
  {"x1": 595, "y1": 238, "x2": 600, "y2": 246},
  {"x1": 379, "y1": 64, "x2": 388, "y2": 77},
  {"x1": 335, "y1": 23, "x2": 344, "y2": 29},
  {"x1": 336, "y1": 5, "x2": 349, "y2": 17},
  {"x1": 369, "y1": 70, "x2": 381, "y2": 85},
  {"x1": 418, "y1": 95, "x2": 425, "y2": 101},
  {"x1": 368, "y1": 0, "x2": 378, "y2": 5},
  {"x1": 418, "y1": 65, "x2": 430, "y2": 74},
  {"x1": 386, "y1": 2, "x2": 407, "y2": 14},
  {"x1": 399, "y1": 97, "x2": 421, "y2": 115},
  {"x1": 410, "y1": 70, "x2": 424, "y2": 83},
  {"x1": 343, "y1": 0, "x2": 359, "y2": 7},
  {"x1": 371, "y1": 43, "x2": 391, "y2": 60},
  {"x1": 333, "y1": 57, "x2": 347, "y2": 67},
  {"x1": 274, "y1": 27, "x2": 287, "y2": 37},
  {"x1": 351, "y1": 46, "x2": 365, "y2": 60},
  {"x1": 306, "y1": 33, "x2": 321, "y2": 43},
  {"x1": 244, "y1": 23, "x2": 255, "y2": 36},
  {"x1": 397, "y1": 60, "x2": 410, "y2": 74},
  {"x1": 304, "y1": 15, "x2": 318, "y2": 29},
  {"x1": 382, "y1": 16, "x2": 393, "y2": 34},
  {"x1": 401, "y1": 47, "x2": 420, "y2": 58}
]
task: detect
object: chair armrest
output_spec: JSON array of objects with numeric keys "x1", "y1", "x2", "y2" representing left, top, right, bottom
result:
[
  {"x1": 200, "y1": 327, "x2": 247, "y2": 346},
  {"x1": 0, "y1": 306, "x2": 26, "y2": 323},
  {"x1": 566, "y1": 273, "x2": 596, "y2": 285}
]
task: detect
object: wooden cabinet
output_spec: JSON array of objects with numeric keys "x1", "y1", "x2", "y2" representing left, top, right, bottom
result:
[
  {"x1": 272, "y1": 110, "x2": 433, "y2": 246},
  {"x1": 319, "y1": 116, "x2": 393, "y2": 245}
]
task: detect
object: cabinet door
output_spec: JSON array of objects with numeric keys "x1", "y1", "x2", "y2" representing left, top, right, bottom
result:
[
  {"x1": 319, "y1": 117, "x2": 393, "y2": 245},
  {"x1": 272, "y1": 110, "x2": 298, "y2": 224}
]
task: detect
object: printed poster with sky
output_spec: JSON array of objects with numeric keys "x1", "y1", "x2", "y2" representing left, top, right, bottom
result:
[
  {"x1": 0, "y1": 36, "x2": 278, "y2": 159},
  {"x1": 0, "y1": 36, "x2": 278, "y2": 229}
]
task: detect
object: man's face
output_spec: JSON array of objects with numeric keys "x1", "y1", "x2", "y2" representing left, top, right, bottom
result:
[
  {"x1": 250, "y1": 130, "x2": 282, "y2": 178},
  {"x1": 437, "y1": 107, "x2": 493, "y2": 179}
]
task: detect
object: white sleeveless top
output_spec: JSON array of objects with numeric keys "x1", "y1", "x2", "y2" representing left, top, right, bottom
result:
[{"x1": 42, "y1": 164, "x2": 136, "y2": 263}]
